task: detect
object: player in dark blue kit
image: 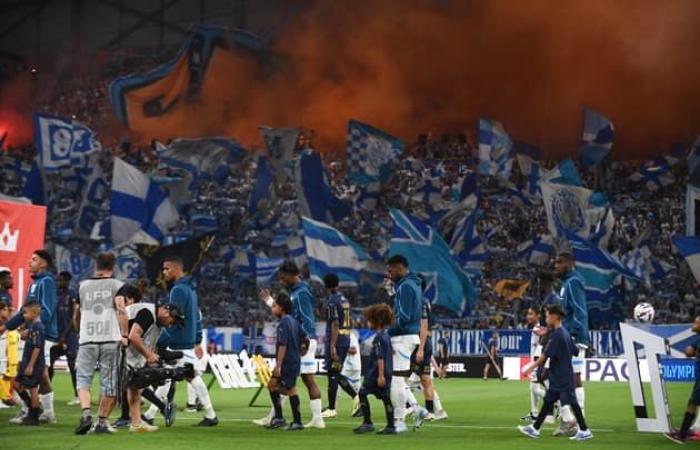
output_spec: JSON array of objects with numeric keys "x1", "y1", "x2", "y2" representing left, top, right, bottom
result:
[
  {"x1": 13, "y1": 301, "x2": 45, "y2": 426},
  {"x1": 49, "y1": 272, "x2": 79, "y2": 405},
  {"x1": 321, "y1": 273, "x2": 359, "y2": 419},
  {"x1": 354, "y1": 304, "x2": 395, "y2": 435},
  {"x1": 666, "y1": 315, "x2": 700, "y2": 444},
  {"x1": 267, "y1": 293, "x2": 308, "y2": 431},
  {"x1": 519, "y1": 305, "x2": 592, "y2": 441}
]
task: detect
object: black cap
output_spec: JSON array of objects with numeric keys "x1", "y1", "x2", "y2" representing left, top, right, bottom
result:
[{"x1": 164, "y1": 304, "x2": 185, "y2": 326}]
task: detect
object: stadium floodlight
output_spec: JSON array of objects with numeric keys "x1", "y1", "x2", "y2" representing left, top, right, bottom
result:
[{"x1": 619, "y1": 322, "x2": 672, "y2": 433}]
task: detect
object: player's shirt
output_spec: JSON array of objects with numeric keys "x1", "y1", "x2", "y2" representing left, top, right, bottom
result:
[
  {"x1": 488, "y1": 335, "x2": 498, "y2": 355},
  {"x1": 365, "y1": 330, "x2": 392, "y2": 388},
  {"x1": 325, "y1": 291, "x2": 351, "y2": 348},
  {"x1": 0, "y1": 288, "x2": 12, "y2": 307},
  {"x1": 559, "y1": 270, "x2": 590, "y2": 346},
  {"x1": 290, "y1": 281, "x2": 317, "y2": 339},
  {"x1": 437, "y1": 338, "x2": 448, "y2": 359},
  {"x1": 78, "y1": 277, "x2": 125, "y2": 344},
  {"x1": 277, "y1": 314, "x2": 306, "y2": 376},
  {"x1": 420, "y1": 298, "x2": 433, "y2": 351},
  {"x1": 27, "y1": 272, "x2": 58, "y2": 341},
  {"x1": 56, "y1": 288, "x2": 79, "y2": 340},
  {"x1": 159, "y1": 276, "x2": 199, "y2": 350},
  {"x1": 20, "y1": 320, "x2": 45, "y2": 377},
  {"x1": 544, "y1": 326, "x2": 577, "y2": 391}
]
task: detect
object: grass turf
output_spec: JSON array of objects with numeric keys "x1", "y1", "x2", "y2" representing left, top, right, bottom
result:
[{"x1": 0, "y1": 372, "x2": 689, "y2": 449}]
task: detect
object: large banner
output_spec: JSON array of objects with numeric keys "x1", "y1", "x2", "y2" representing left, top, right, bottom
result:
[{"x1": 0, "y1": 200, "x2": 47, "y2": 307}]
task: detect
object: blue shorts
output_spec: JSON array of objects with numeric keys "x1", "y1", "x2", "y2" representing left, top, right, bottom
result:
[
  {"x1": 325, "y1": 345, "x2": 349, "y2": 375},
  {"x1": 17, "y1": 364, "x2": 44, "y2": 388},
  {"x1": 279, "y1": 365, "x2": 300, "y2": 389},
  {"x1": 410, "y1": 337, "x2": 433, "y2": 376},
  {"x1": 544, "y1": 388, "x2": 577, "y2": 406}
]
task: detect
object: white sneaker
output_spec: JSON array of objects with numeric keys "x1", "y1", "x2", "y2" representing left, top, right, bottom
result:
[
  {"x1": 395, "y1": 421, "x2": 408, "y2": 433},
  {"x1": 570, "y1": 429, "x2": 593, "y2": 441},
  {"x1": 9, "y1": 410, "x2": 27, "y2": 424},
  {"x1": 252, "y1": 415, "x2": 272, "y2": 427},
  {"x1": 434, "y1": 409, "x2": 448, "y2": 421},
  {"x1": 305, "y1": 417, "x2": 326, "y2": 429},
  {"x1": 404, "y1": 406, "x2": 415, "y2": 420},
  {"x1": 130, "y1": 422, "x2": 159, "y2": 433},
  {"x1": 424, "y1": 413, "x2": 436, "y2": 421},
  {"x1": 553, "y1": 421, "x2": 576, "y2": 437},
  {"x1": 320, "y1": 409, "x2": 337, "y2": 419},
  {"x1": 413, "y1": 406, "x2": 428, "y2": 430},
  {"x1": 67, "y1": 398, "x2": 80, "y2": 406},
  {"x1": 518, "y1": 424, "x2": 541, "y2": 439},
  {"x1": 545, "y1": 415, "x2": 555, "y2": 424},
  {"x1": 39, "y1": 412, "x2": 57, "y2": 424},
  {"x1": 0, "y1": 402, "x2": 10, "y2": 409}
]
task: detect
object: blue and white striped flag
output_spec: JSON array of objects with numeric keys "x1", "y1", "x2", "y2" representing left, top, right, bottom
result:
[
  {"x1": 302, "y1": 217, "x2": 367, "y2": 287},
  {"x1": 346, "y1": 120, "x2": 403, "y2": 184},
  {"x1": 629, "y1": 158, "x2": 675, "y2": 191},
  {"x1": 673, "y1": 236, "x2": 700, "y2": 283},
  {"x1": 390, "y1": 209, "x2": 476, "y2": 314},
  {"x1": 621, "y1": 246, "x2": 651, "y2": 284},
  {"x1": 517, "y1": 235, "x2": 555, "y2": 266},
  {"x1": 227, "y1": 248, "x2": 255, "y2": 279},
  {"x1": 478, "y1": 118, "x2": 513, "y2": 179},
  {"x1": 567, "y1": 232, "x2": 640, "y2": 312},
  {"x1": 449, "y1": 207, "x2": 489, "y2": 270},
  {"x1": 190, "y1": 213, "x2": 218, "y2": 234},
  {"x1": 55, "y1": 244, "x2": 96, "y2": 284},
  {"x1": 256, "y1": 255, "x2": 284, "y2": 284},
  {"x1": 354, "y1": 181, "x2": 381, "y2": 210},
  {"x1": 259, "y1": 126, "x2": 300, "y2": 183},
  {"x1": 110, "y1": 158, "x2": 179, "y2": 245},
  {"x1": 293, "y1": 150, "x2": 351, "y2": 222},
  {"x1": 580, "y1": 108, "x2": 614, "y2": 167},
  {"x1": 34, "y1": 113, "x2": 101, "y2": 171},
  {"x1": 412, "y1": 176, "x2": 443, "y2": 208}
]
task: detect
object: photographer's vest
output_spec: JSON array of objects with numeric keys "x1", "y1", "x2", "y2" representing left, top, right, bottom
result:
[
  {"x1": 78, "y1": 277, "x2": 124, "y2": 345},
  {"x1": 125, "y1": 303, "x2": 161, "y2": 369}
]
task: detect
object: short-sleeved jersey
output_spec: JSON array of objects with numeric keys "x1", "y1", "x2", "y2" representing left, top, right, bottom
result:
[
  {"x1": 325, "y1": 292, "x2": 351, "y2": 348},
  {"x1": 544, "y1": 326, "x2": 577, "y2": 391},
  {"x1": 488, "y1": 335, "x2": 499, "y2": 354},
  {"x1": 56, "y1": 288, "x2": 79, "y2": 338},
  {"x1": 277, "y1": 314, "x2": 306, "y2": 375},
  {"x1": 530, "y1": 325, "x2": 544, "y2": 359},
  {"x1": 365, "y1": 330, "x2": 392, "y2": 386},
  {"x1": 421, "y1": 299, "x2": 433, "y2": 335},
  {"x1": 21, "y1": 320, "x2": 45, "y2": 372}
]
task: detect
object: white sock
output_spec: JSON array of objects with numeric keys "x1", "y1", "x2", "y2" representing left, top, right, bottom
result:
[
  {"x1": 530, "y1": 383, "x2": 545, "y2": 416},
  {"x1": 391, "y1": 376, "x2": 407, "y2": 424},
  {"x1": 560, "y1": 405, "x2": 574, "y2": 424},
  {"x1": 187, "y1": 382, "x2": 197, "y2": 405},
  {"x1": 433, "y1": 390, "x2": 444, "y2": 412},
  {"x1": 40, "y1": 392, "x2": 54, "y2": 416},
  {"x1": 575, "y1": 387, "x2": 585, "y2": 415},
  {"x1": 145, "y1": 382, "x2": 170, "y2": 419},
  {"x1": 191, "y1": 376, "x2": 216, "y2": 419},
  {"x1": 310, "y1": 398, "x2": 322, "y2": 420}
]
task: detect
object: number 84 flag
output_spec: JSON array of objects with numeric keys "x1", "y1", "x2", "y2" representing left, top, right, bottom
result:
[{"x1": 34, "y1": 113, "x2": 101, "y2": 171}]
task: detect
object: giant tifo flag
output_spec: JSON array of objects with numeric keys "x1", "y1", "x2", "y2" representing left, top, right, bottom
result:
[
  {"x1": 259, "y1": 126, "x2": 300, "y2": 183},
  {"x1": 673, "y1": 236, "x2": 700, "y2": 283},
  {"x1": 110, "y1": 26, "x2": 264, "y2": 139},
  {"x1": 389, "y1": 209, "x2": 476, "y2": 314},
  {"x1": 34, "y1": 113, "x2": 101, "y2": 171},
  {"x1": 302, "y1": 217, "x2": 367, "y2": 287},
  {"x1": 346, "y1": 120, "x2": 403, "y2": 185},
  {"x1": 110, "y1": 158, "x2": 179, "y2": 246},
  {"x1": 478, "y1": 118, "x2": 513, "y2": 178},
  {"x1": 0, "y1": 200, "x2": 46, "y2": 307},
  {"x1": 580, "y1": 107, "x2": 614, "y2": 167},
  {"x1": 541, "y1": 181, "x2": 612, "y2": 244},
  {"x1": 292, "y1": 150, "x2": 350, "y2": 222}
]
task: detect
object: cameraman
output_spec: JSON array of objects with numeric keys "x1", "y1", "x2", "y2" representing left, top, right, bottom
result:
[{"x1": 125, "y1": 302, "x2": 184, "y2": 432}]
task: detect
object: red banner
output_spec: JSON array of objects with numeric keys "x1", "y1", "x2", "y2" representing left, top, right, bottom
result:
[{"x1": 0, "y1": 200, "x2": 47, "y2": 308}]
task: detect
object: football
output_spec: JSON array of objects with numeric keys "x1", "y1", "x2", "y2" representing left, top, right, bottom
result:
[{"x1": 633, "y1": 302, "x2": 655, "y2": 323}]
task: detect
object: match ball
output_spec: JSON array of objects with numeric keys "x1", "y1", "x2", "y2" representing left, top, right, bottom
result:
[{"x1": 633, "y1": 302, "x2": 655, "y2": 323}]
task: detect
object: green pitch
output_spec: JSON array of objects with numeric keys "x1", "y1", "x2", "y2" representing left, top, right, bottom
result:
[{"x1": 0, "y1": 372, "x2": 689, "y2": 449}]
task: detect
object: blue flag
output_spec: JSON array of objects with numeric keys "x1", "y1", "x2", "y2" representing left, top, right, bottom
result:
[
  {"x1": 293, "y1": 150, "x2": 350, "y2": 222},
  {"x1": 346, "y1": 120, "x2": 403, "y2": 184},
  {"x1": 302, "y1": 217, "x2": 367, "y2": 286},
  {"x1": 259, "y1": 126, "x2": 300, "y2": 183},
  {"x1": 630, "y1": 158, "x2": 675, "y2": 191},
  {"x1": 580, "y1": 108, "x2": 614, "y2": 167},
  {"x1": 543, "y1": 159, "x2": 582, "y2": 187},
  {"x1": 478, "y1": 118, "x2": 513, "y2": 178},
  {"x1": 256, "y1": 255, "x2": 284, "y2": 284},
  {"x1": 673, "y1": 236, "x2": 700, "y2": 283},
  {"x1": 110, "y1": 158, "x2": 180, "y2": 245},
  {"x1": 249, "y1": 155, "x2": 274, "y2": 213},
  {"x1": 34, "y1": 113, "x2": 101, "y2": 171},
  {"x1": 389, "y1": 209, "x2": 476, "y2": 314}
]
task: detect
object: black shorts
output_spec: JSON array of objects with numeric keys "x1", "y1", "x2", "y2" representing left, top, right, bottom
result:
[
  {"x1": 410, "y1": 337, "x2": 433, "y2": 376},
  {"x1": 325, "y1": 345, "x2": 349, "y2": 375},
  {"x1": 544, "y1": 388, "x2": 577, "y2": 406},
  {"x1": 50, "y1": 339, "x2": 78, "y2": 363},
  {"x1": 279, "y1": 367, "x2": 300, "y2": 389},
  {"x1": 690, "y1": 380, "x2": 700, "y2": 405}
]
